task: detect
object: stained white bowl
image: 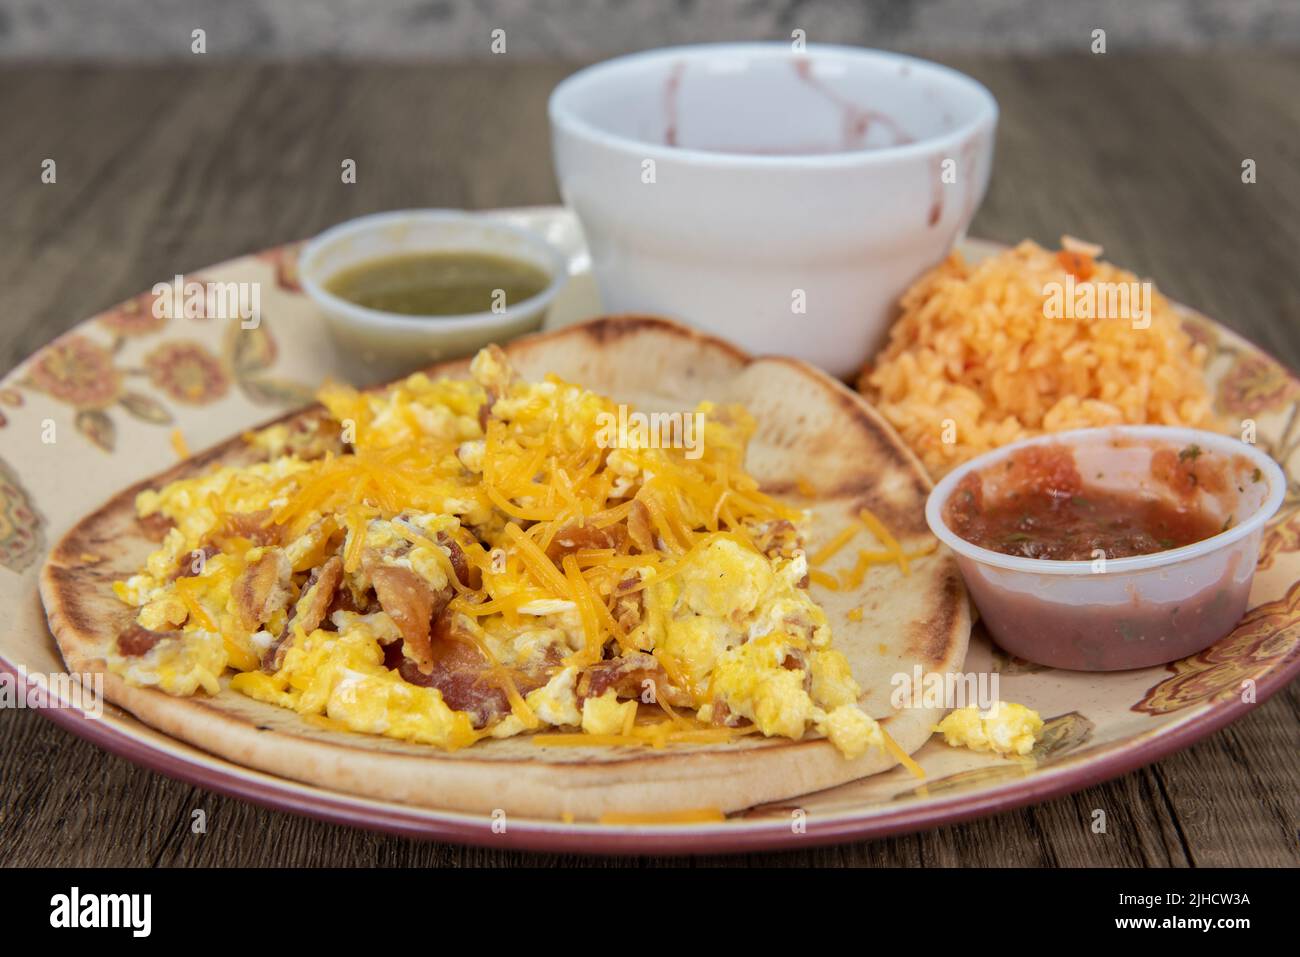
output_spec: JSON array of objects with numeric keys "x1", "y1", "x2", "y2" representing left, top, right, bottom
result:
[
  {"x1": 299, "y1": 210, "x2": 568, "y2": 384},
  {"x1": 549, "y1": 43, "x2": 998, "y2": 377}
]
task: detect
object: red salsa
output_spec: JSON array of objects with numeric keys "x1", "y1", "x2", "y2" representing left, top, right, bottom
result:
[{"x1": 945, "y1": 445, "x2": 1225, "y2": 561}]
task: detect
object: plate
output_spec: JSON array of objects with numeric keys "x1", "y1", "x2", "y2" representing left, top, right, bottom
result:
[{"x1": 2, "y1": 206, "x2": 1299, "y2": 854}]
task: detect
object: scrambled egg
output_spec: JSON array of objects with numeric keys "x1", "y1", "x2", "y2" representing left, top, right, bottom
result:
[
  {"x1": 109, "y1": 345, "x2": 889, "y2": 760},
  {"x1": 637, "y1": 539, "x2": 879, "y2": 757},
  {"x1": 229, "y1": 626, "x2": 478, "y2": 748},
  {"x1": 581, "y1": 691, "x2": 637, "y2": 736},
  {"x1": 934, "y1": 702, "x2": 1043, "y2": 756},
  {"x1": 109, "y1": 629, "x2": 226, "y2": 697}
]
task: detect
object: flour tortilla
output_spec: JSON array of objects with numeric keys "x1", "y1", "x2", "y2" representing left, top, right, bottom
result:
[{"x1": 41, "y1": 316, "x2": 970, "y2": 820}]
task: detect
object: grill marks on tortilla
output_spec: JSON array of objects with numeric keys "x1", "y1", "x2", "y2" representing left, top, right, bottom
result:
[
  {"x1": 904, "y1": 567, "x2": 966, "y2": 667},
  {"x1": 137, "y1": 512, "x2": 174, "y2": 542}
]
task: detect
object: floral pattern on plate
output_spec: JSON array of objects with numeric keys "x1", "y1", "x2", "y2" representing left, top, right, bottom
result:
[
  {"x1": 1134, "y1": 578, "x2": 1300, "y2": 716},
  {"x1": 0, "y1": 457, "x2": 44, "y2": 573},
  {"x1": 5, "y1": 285, "x2": 312, "y2": 451}
]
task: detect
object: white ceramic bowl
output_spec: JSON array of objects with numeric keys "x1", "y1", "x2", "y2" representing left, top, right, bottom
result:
[
  {"x1": 549, "y1": 43, "x2": 998, "y2": 377},
  {"x1": 299, "y1": 210, "x2": 568, "y2": 384},
  {"x1": 926, "y1": 426, "x2": 1287, "y2": 671}
]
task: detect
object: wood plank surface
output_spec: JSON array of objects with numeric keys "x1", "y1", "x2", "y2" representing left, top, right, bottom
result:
[{"x1": 1, "y1": 55, "x2": 1297, "y2": 866}]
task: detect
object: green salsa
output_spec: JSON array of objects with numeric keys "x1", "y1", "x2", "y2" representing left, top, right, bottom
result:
[{"x1": 325, "y1": 251, "x2": 550, "y2": 316}]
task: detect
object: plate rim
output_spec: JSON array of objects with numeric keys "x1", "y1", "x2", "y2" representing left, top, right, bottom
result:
[
  {"x1": 6, "y1": 644, "x2": 1297, "y2": 854},
  {"x1": 4, "y1": 210, "x2": 1299, "y2": 853}
]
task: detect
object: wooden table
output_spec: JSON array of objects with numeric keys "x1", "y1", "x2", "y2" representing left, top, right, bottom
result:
[{"x1": 2, "y1": 55, "x2": 1297, "y2": 867}]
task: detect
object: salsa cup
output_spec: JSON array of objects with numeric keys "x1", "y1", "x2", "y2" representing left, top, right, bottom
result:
[{"x1": 925, "y1": 426, "x2": 1286, "y2": 671}]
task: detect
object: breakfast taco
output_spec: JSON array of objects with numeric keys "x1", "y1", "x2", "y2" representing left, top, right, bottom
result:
[{"x1": 40, "y1": 316, "x2": 969, "y2": 820}]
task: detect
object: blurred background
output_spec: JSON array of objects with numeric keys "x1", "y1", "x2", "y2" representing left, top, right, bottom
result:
[
  {"x1": 2, "y1": 0, "x2": 1298, "y2": 371},
  {"x1": 1, "y1": 0, "x2": 1298, "y2": 58}
]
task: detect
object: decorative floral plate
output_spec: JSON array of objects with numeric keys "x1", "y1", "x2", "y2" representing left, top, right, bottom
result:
[{"x1": 2, "y1": 207, "x2": 1298, "y2": 854}]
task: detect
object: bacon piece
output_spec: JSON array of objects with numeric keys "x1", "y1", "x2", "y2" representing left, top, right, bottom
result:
[
  {"x1": 285, "y1": 413, "x2": 346, "y2": 459},
  {"x1": 370, "y1": 564, "x2": 451, "y2": 672},
  {"x1": 775, "y1": 649, "x2": 814, "y2": 693},
  {"x1": 747, "y1": 518, "x2": 800, "y2": 559},
  {"x1": 578, "y1": 652, "x2": 691, "y2": 707},
  {"x1": 437, "y1": 531, "x2": 481, "y2": 590},
  {"x1": 263, "y1": 609, "x2": 296, "y2": 672},
  {"x1": 326, "y1": 582, "x2": 373, "y2": 619},
  {"x1": 218, "y1": 509, "x2": 284, "y2": 547},
  {"x1": 398, "y1": 639, "x2": 508, "y2": 728},
  {"x1": 708, "y1": 699, "x2": 751, "y2": 729},
  {"x1": 612, "y1": 588, "x2": 644, "y2": 633},
  {"x1": 778, "y1": 608, "x2": 819, "y2": 643},
  {"x1": 172, "y1": 545, "x2": 218, "y2": 581},
  {"x1": 471, "y1": 343, "x2": 515, "y2": 430},
  {"x1": 710, "y1": 699, "x2": 733, "y2": 727},
  {"x1": 117, "y1": 623, "x2": 176, "y2": 657},
  {"x1": 544, "y1": 521, "x2": 628, "y2": 562},
  {"x1": 581, "y1": 652, "x2": 655, "y2": 699},
  {"x1": 233, "y1": 550, "x2": 292, "y2": 632},
  {"x1": 626, "y1": 500, "x2": 655, "y2": 553},
  {"x1": 296, "y1": 556, "x2": 343, "y2": 634},
  {"x1": 262, "y1": 556, "x2": 343, "y2": 671},
  {"x1": 382, "y1": 639, "x2": 406, "y2": 671},
  {"x1": 395, "y1": 610, "x2": 545, "y2": 727}
]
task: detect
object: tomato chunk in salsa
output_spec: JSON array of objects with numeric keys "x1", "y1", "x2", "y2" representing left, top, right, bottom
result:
[{"x1": 944, "y1": 445, "x2": 1225, "y2": 561}]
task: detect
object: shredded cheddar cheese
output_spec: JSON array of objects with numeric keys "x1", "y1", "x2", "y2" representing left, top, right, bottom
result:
[
  {"x1": 808, "y1": 569, "x2": 841, "y2": 591},
  {"x1": 108, "y1": 345, "x2": 903, "y2": 766},
  {"x1": 880, "y1": 724, "x2": 926, "y2": 779},
  {"x1": 858, "y1": 507, "x2": 908, "y2": 575},
  {"x1": 598, "y1": 807, "x2": 727, "y2": 825},
  {"x1": 809, "y1": 524, "x2": 860, "y2": 566}
]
